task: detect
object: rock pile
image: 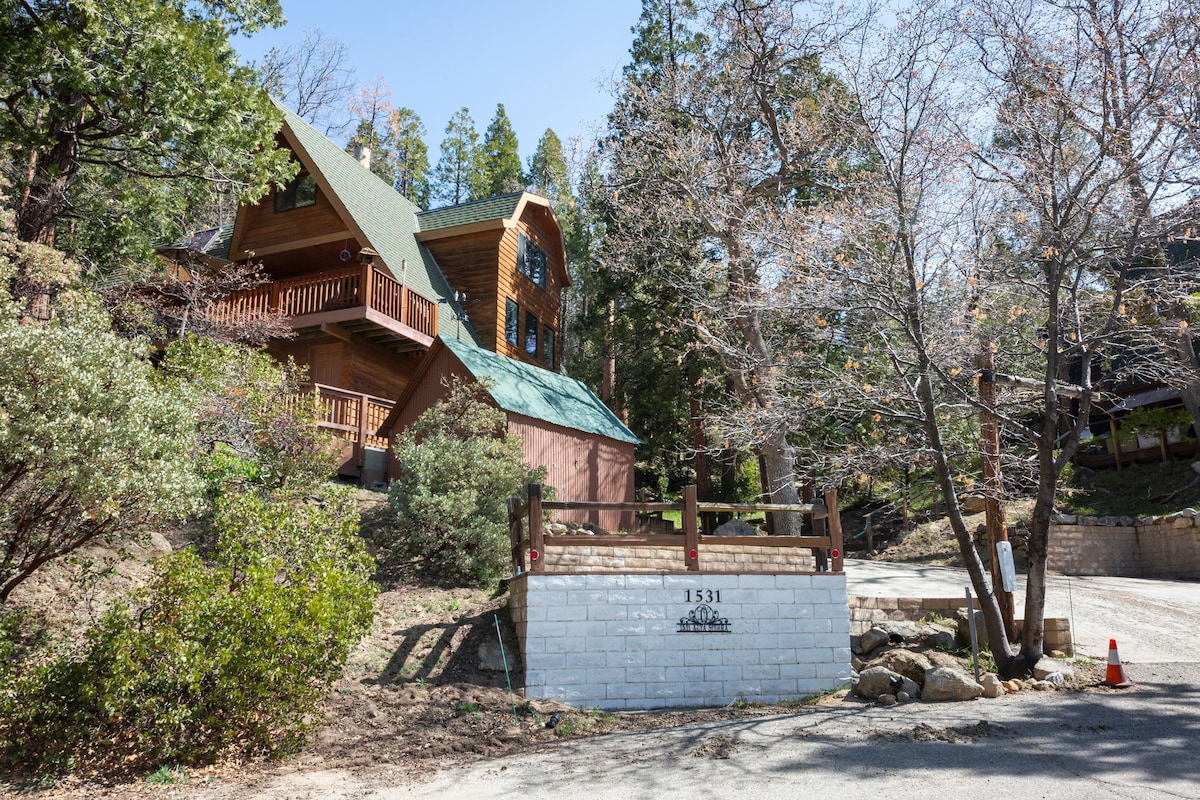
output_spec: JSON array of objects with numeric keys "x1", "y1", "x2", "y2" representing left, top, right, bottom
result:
[{"x1": 850, "y1": 618, "x2": 1073, "y2": 705}]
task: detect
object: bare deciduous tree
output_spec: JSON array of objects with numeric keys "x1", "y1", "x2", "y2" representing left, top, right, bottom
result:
[{"x1": 260, "y1": 27, "x2": 357, "y2": 136}]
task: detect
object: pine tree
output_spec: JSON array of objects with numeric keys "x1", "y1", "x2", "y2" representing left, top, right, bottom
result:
[
  {"x1": 526, "y1": 129, "x2": 570, "y2": 208},
  {"x1": 479, "y1": 104, "x2": 524, "y2": 197},
  {"x1": 387, "y1": 108, "x2": 431, "y2": 209},
  {"x1": 432, "y1": 108, "x2": 481, "y2": 207}
]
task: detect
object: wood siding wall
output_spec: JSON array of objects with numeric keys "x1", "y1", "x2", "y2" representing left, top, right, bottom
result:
[
  {"x1": 235, "y1": 186, "x2": 350, "y2": 257},
  {"x1": 420, "y1": 230, "x2": 503, "y2": 349},
  {"x1": 495, "y1": 212, "x2": 563, "y2": 368},
  {"x1": 270, "y1": 335, "x2": 420, "y2": 402},
  {"x1": 507, "y1": 413, "x2": 635, "y2": 531}
]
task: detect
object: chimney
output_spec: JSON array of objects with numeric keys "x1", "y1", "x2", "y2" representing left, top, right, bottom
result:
[{"x1": 353, "y1": 144, "x2": 371, "y2": 168}]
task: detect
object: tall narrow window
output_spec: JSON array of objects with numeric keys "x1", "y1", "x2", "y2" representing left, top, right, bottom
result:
[
  {"x1": 542, "y1": 326, "x2": 555, "y2": 369},
  {"x1": 518, "y1": 232, "x2": 548, "y2": 289},
  {"x1": 525, "y1": 310, "x2": 539, "y2": 356},
  {"x1": 505, "y1": 298, "x2": 519, "y2": 345}
]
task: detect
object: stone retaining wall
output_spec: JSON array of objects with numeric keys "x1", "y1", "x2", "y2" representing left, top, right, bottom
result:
[
  {"x1": 1049, "y1": 512, "x2": 1200, "y2": 579},
  {"x1": 847, "y1": 596, "x2": 1073, "y2": 655},
  {"x1": 542, "y1": 544, "x2": 816, "y2": 573},
  {"x1": 510, "y1": 572, "x2": 851, "y2": 710}
]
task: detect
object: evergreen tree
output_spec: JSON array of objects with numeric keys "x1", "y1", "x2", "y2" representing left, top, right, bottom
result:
[
  {"x1": 387, "y1": 108, "x2": 431, "y2": 209},
  {"x1": 431, "y1": 108, "x2": 481, "y2": 207},
  {"x1": 479, "y1": 103, "x2": 524, "y2": 197},
  {"x1": 526, "y1": 129, "x2": 570, "y2": 208},
  {"x1": 0, "y1": 0, "x2": 291, "y2": 269}
]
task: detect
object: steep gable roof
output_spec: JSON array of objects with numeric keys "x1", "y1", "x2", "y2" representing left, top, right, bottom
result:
[{"x1": 268, "y1": 102, "x2": 472, "y2": 340}]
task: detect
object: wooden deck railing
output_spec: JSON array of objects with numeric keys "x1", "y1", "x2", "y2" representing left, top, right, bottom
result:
[
  {"x1": 218, "y1": 264, "x2": 438, "y2": 339},
  {"x1": 508, "y1": 484, "x2": 844, "y2": 575},
  {"x1": 302, "y1": 382, "x2": 394, "y2": 452}
]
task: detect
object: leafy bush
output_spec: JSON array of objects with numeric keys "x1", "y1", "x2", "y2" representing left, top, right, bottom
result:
[
  {"x1": 0, "y1": 486, "x2": 376, "y2": 772},
  {"x1": 159, "y1": 336, "x2": 342, "y2": 495},
  {"x1": 0, "y1": 248, "x2": 202, "y2": 604},
  {"x1": 383, "y1": 378, "x2": 545, "y2": 586}
]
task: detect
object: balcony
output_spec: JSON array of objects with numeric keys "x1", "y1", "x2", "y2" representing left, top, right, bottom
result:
[{"x1": 217, "y1": 264, "x2": 438, "y2": 352}]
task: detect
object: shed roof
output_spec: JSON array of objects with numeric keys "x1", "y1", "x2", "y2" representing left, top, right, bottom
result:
[{"x1": 384, "y1": 337, "x2": 640, "y2": 445}]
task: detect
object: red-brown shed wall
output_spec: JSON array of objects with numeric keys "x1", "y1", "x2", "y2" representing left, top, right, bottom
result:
[{"x1": 507, "y1": 413, "x2": 635, "y2": 531}]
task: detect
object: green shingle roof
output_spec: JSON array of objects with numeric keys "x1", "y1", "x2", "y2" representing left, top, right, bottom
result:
[
  {"x1": 417, "y1": 193, "x2": 524, "y2": 231},
  {"x1": 275, "y1": 102, "x2": 471, "y2": 340},
  {"x1": 442, "y1": 337, "x2": 641, "y2": 444}
]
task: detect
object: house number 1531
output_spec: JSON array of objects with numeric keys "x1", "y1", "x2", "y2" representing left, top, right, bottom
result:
[{"x1": 685, "y1": 589, "x2": 721, "y2": 603}]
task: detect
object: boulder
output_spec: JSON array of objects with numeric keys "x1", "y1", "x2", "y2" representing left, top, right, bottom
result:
[
  {"x1": 877, "y1": 620, "x2": 921, "y2": 644},
  {"x1": 923, "y1": 630, "x2": 958, "y2": 651},
  {"x1": 713, "y1": 517, "x2": 758, "y2": 537},
  {"x1": 1032, "y1": 657, "x2": 1074, "y2": 682},
  {"x1": 896, "y1": 691, "x2": 911, "y2": 703},
  {"x1": 980, "y1": 673, "x2": 1004, "y2": 698},
  {"x1": 922, "y1": 667, "x2": 983, "y2": 702},
  {"x1": 926, "y1": 650, "x2": 963, "y2": 670},
  {"x1": 961, "y1": 494, "x2": 988, "y2": 513},
  {"x1": 855, "y1": 666, "x2": 921, "y2": 701},
  {"x1": 148, "y1": 532, "x2": 173, "y2": 554},
  {"x1": 877, "y1": 693, "x2": 898, "y2": 706},
  {"x1": 1002, "y1": 679, "x2": 1023, "y2": 693},
  {"x1": 858, "y1": 627, "x2": 891, "y2": 655},
  {"x1": 869, "y1": 650, "x2": 933, "y2": 687},
  {"x1": 955, "y1": 609, "x2": 989, "y2": 650}
]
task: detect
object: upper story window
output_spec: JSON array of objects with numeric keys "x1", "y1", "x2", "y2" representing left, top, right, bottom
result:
[
  {"x1": 505, "y1": 298, "x2": 519, "y2": 346},
  {"x1": 518, "y1": 232, "x2": 548, "y2": 290},
  {"x1": 274, "y1": 171, "x2": 317, "y2": 213},
  {"x1": 542, "y1": 325, "x2": 555, "y2": 370},
  {"x1": 525, "y1": 310, "x2": 539, "y2": 356}
]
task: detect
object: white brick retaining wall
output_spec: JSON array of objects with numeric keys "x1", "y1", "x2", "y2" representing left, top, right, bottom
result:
[{"x1": 509, "y1": 572, "x2": 852, "y2": 710}]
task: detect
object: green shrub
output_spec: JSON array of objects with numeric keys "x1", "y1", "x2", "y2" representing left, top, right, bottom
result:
[
  {"x1": 0, "y1": 256, "x2": 202, "y2": 604},
  {"x1": 383, "y1": 378, "x2": 545, "y2": 587},
  {"x1": 0, "y1": 486, "x2": 376, "y2": 772}
]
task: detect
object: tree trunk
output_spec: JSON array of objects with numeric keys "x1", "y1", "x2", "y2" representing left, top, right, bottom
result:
[{"x1": 758, "y1": 427, "x2": 802, "y2": 536}]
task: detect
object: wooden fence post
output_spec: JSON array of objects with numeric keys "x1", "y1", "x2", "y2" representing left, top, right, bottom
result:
[
  {"x1": 683, "y1": 484, "x2": 699, "y2": 571},
  {"x1": 507, "y1": 496, "x2": 524, "y2": 575},
  {"x1": 529, "y1": 484, "x2": 545, "y2": 573},
  {"x1": 824, "y1": 488, "x2": 844, "y2": 573}
]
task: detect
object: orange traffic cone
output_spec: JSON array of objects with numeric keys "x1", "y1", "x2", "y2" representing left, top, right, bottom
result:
[{"x1": 1104, "y1": 639, "x2": 1132, "y2": 688}]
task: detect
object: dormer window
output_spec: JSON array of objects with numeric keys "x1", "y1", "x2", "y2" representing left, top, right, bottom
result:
[
  {"x1": 518, "y1": 232, "x2": 547, "y2": 289},
  {"x1": 274, "y1": 171, "x2": 317, "y2": 212}
]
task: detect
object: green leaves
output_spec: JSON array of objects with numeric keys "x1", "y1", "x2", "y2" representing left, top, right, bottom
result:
[{"x1": 382, "y1": 379, "x2": 544, "y2": 586}]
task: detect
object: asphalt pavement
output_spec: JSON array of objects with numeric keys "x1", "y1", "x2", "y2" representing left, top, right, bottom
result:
[{"x1": 845, "y1": 559, "x2": 1200, "y2": 663}]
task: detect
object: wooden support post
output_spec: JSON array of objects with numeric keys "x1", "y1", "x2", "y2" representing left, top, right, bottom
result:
[
  {"x1": 978, "y1": 348, "x2": 1016, "y2": 642},
  {"x1": 529, "y1": 484, "x2": 544, "y2": 573},
  {"x1": 824, "y1": 489, "x2": 844, "y2": 573},
  {"x1": 360, "y1": 263, "x2": 374, "y2": 310},
  {"x1": 507, "y1": 497, "x2": 524, "y2": 575},
  {"x1": 1109, "y1": 417, "x2": 1123, "y2": 471},
  {"x1": 683, "y1": 484, "x2": 699, "y2": 571}
]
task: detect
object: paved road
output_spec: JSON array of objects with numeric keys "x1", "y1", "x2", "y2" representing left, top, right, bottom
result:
[
  {"x1": 227, "y1": 664, "x2": 1200, "y2": 800},
  {"x1": 845, "y1": 559, "x2": 1200, "y2": 663}
]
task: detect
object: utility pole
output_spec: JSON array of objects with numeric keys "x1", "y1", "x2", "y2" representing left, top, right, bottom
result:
[{"x1": 977, "y1": 346, "x2": 1016, "y2": 642}]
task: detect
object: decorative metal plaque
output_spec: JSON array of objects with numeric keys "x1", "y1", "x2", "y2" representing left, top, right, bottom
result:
[{"x1": 677, "y1": 603, "x2": 731, "y2": 633}]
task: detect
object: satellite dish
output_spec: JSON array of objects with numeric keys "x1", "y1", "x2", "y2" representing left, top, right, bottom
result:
[{"x1": 339, "y1": 249, "x2": 352, "y2": 262}]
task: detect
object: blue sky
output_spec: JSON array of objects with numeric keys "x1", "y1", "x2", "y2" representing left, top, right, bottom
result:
[{"x1": 235, "y1": 0, "x2": 644, "y2": 162}]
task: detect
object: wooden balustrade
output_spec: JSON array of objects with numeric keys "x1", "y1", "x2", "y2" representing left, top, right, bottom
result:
[
  {"x1": 303, "y1": 383, "x2": 394, "y2": 451},
  {"x1": 508, "y1": 484, "x2": 844, "y2": 576},
  {"x1": 213, "y1": 265, "x2": 438, "y2": 339}
]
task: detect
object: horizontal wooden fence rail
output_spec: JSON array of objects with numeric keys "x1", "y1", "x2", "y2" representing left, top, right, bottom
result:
[{"x1": 508, "y1": 484, "x2": 844, "y2": 575}]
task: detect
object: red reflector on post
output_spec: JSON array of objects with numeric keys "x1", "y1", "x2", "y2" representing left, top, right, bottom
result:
[
  {"x1": 530, "y1": 549, "x2": 540, "y2": 561},
  {"x1": 831, "y1": 549, "x2": 840, "y2": 559},
  {"x1": 689, "y1": 549, "x2": 698, "y2": 560}
]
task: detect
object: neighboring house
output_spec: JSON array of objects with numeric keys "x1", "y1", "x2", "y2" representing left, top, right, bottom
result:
[
  {"x1": 380, "y1": 337, "x2": 640, "y2": 530},
  {"x1": 164, "y1": 101, "x2": 635, "y2": 509}
]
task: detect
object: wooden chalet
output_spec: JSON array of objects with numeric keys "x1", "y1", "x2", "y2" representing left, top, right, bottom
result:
[{"x1": 166, "y1": 102, "x2": 635, "y2": 507}]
